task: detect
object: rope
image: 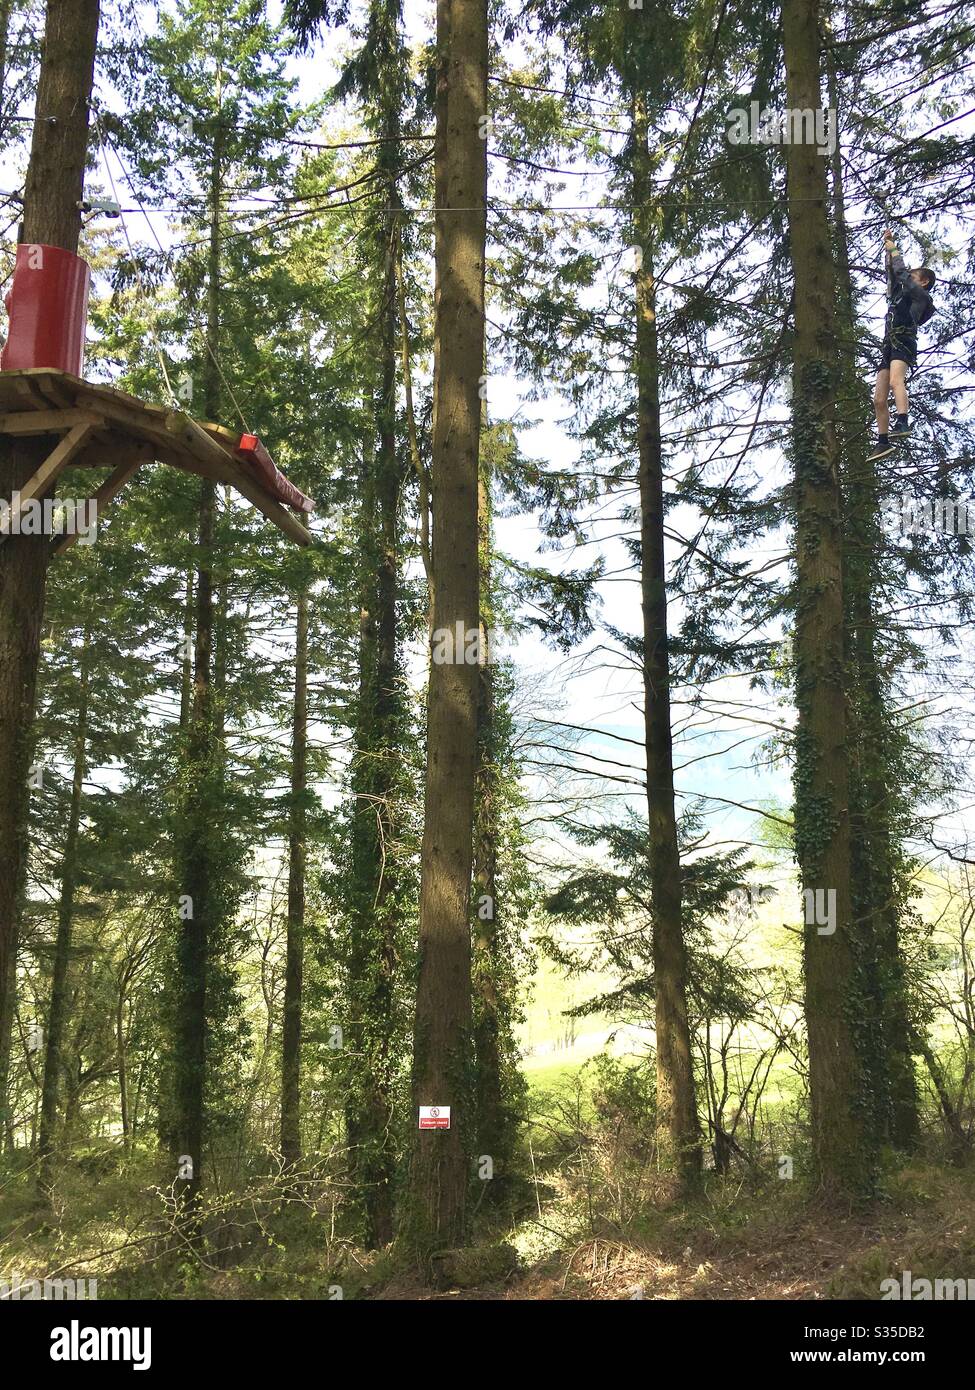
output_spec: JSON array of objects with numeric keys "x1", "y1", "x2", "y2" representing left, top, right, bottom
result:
[
  {"x1": 92, "y1": 113, "x2": 250, "y2": 432},
  {"x1": 92, "y1": 114, "x2": 178, "y2": 409},
  {"x1": 92, "y1": 116, "x2": 178, "y2": 405},
  {"x1": 203, "y1": 338, "x2": 249, "y2": 435}
]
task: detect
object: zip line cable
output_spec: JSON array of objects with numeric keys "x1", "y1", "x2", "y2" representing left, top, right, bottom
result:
[
  {"x1": 61, "y1": 165, "x2": 975, "y2": 231},
  {"x1": 48, "y1": 103, "x2": 959, "y2": 433}
]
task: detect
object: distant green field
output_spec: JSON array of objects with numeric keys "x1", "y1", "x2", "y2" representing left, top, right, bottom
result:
[
  {"x1": 519, "y1": 868, "x2": 962, "y2": 1116},
  {"x1": 524, "y1": 1057, "x2": 584, "y2": 1096},
  {"x1": 518, "y1": 953, "x2": 614, "y2": 1057}
]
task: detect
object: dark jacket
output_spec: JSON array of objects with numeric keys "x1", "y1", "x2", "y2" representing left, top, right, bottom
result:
[{"x1": 886, "y1": 251, "x2": 935, "y2": 335}]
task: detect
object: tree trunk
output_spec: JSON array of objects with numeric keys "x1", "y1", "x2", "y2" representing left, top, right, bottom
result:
[
  {"x1": 0, "y1": 924, "x2": 15, "y2": 1151},
  {"x1": 0, "y1": 0, "x2": 12, "y2": 107},
  {"x1": 156, "y1": 567, "x2": 196, "y2": 1154},
  {"x1": 472, "y1": 471, "x2": 503, "y2": 1178},
  {"x1": 117, "y1": 987, "x2": 128, "y2": 1147},
  {"x1": 0, "y1": 0, "x2": 100, "y2": 1173},
  {"x1": 179, "y1": 569, "x2": 194, "y2": 729},
  {"x1": 280, "y1": 588, "x2": 307, "y2": 1168},
  {"x1": 782, "y1": 0, "x2": 874, "y2": 1193},
  {"x1": 344, "y1": 86, "x2": 406, "y2": 1247},
  {"x1": 213, "y1": 516, "x2": 229, "y2": 758},
  {"x1": 632, "y1": 97, "x2": 702, "y2": 1196},
  {"x1": 172, "y1": 92, "x2": 224, "y2": 1206},
  {"x1": 827, "y1": 57, "x2": 919, "y2": 1151},
  {"x1": 919, "y1": 1038, "x2": 968, "y2": 1163},
  {"x1": 173, "y1": 479, "x2": 214, "y2": 1207},
  {"x1": 38, "y1": 622, "x2": 92, "y2": 1198},
  {"x1": 408, "y1": 0, "x2": 487, "y2": 1255}
]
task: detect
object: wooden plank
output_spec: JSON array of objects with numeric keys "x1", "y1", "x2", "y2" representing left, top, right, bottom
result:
[
  {"x1": 0, "y1": 369, "x2": 95, "y2": 414},
  {"x1": 0, "y1": 408, "x2": 105, "y2": 436},
  {"x1": 12, "y1": 377, "x2": 48, "y2": 412},
  {"x1": 78, "y1": 374, "x2": 172, "y2": 421},
  {"x1": 198, "y1": 420, "x2": 241, "y2": 450},
  {"x1": 73, "y1": 393, "x2": 229, "y2": 483},
  {"x1": 54, "y1": 457, "x2": 146, "y2": 556},
  {"x1": 31, "y1": 372, "x2": 76, "y2": 411},
  {"x1": 164, "y1": 410, "x2": 248, "y2": 484},
  {"x1": 189, "y1": 417, "x2": 315, "y2": 539},
  {"x1": 165, "y1": 412, "x2": 313, "y2": 543},
  {"x1": 4, "y1": 375, "x2": 200, "y2": 466},
  {"x1": 69, "y1": 432, "x2": 157, "y2": 472},
  {"x1": 165, "y1": 410, "x2": 235, "y2": 465},
  {"x1": 74, "y1": 388, "x2": 174, "y2": 442},
  {"x1": 226, "y1": 466, "x2": 314, "y2": 546}
]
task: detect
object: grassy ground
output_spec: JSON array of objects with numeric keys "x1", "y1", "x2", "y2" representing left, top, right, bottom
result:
[
  {"x1": 375, "y1": 1161, "x2": 975, "y2": 1301},
  {"x1": 3, "y1": 1109, "x2": 972, "y2": 1301},
  {"x1": 2, "y1": 1039, "x2": 970, "y2": 1302}
]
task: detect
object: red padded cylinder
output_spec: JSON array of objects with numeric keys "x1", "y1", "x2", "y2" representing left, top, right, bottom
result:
[{"x1": 1, "y1": 243, "x2": 91, "y2": 376}]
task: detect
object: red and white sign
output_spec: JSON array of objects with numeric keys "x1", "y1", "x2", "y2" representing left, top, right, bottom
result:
[{"x1": 419, "y1": 1105, "x2": 450, "y2": 1130}]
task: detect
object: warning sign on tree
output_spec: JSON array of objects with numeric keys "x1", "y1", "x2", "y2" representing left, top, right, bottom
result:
[{"x1": 419, "y1": 1105, "x2": 450, "y2": 1130}]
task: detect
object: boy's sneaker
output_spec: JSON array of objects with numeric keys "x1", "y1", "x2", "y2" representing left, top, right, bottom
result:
[
  {"x1": 890, "y1": 416, "x2": 911, "y2": 440},
  {"x1": 868, "y1": 436, "x2": 895, "y2": 461}
]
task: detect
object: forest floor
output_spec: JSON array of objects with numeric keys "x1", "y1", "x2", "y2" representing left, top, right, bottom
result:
[
  {"x1": 367, "y1": 1159, "x2": 975, "y2": 1300},
  {"x1": 2, "y1": 1154, "x2": 972, "y2": 1301}
]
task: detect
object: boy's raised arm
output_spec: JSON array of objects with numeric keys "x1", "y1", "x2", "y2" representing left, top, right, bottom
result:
[{"x1": 883, "y1": 230, "x2": 932, "y2": 318}]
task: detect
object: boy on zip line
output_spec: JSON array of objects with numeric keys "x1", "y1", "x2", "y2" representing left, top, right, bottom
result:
[{"x1": 868, "y1": 229, "x2": 936, "y2": 462}]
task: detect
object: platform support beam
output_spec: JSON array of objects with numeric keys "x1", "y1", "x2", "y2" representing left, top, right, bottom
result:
[
  {"x1": 54, "y1": 455, "x2": 146, "y2": 556},
  {"x1": 0, "y1": 421, "x2": 96, "y2": 540}
]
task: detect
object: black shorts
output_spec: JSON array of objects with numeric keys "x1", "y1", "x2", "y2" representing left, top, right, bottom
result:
[{"x1": 879, "y1": 327, "x2": 916, "y2": 370}]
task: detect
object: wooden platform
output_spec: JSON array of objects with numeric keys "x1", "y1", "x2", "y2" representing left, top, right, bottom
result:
[{"x1": 0, "y1": 369, "x2": 314, "y2": 548}]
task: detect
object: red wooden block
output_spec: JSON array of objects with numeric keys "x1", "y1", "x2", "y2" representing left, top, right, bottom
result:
[{"x1": 236, "y1": 433, "x2": 314, "y2": 513}]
